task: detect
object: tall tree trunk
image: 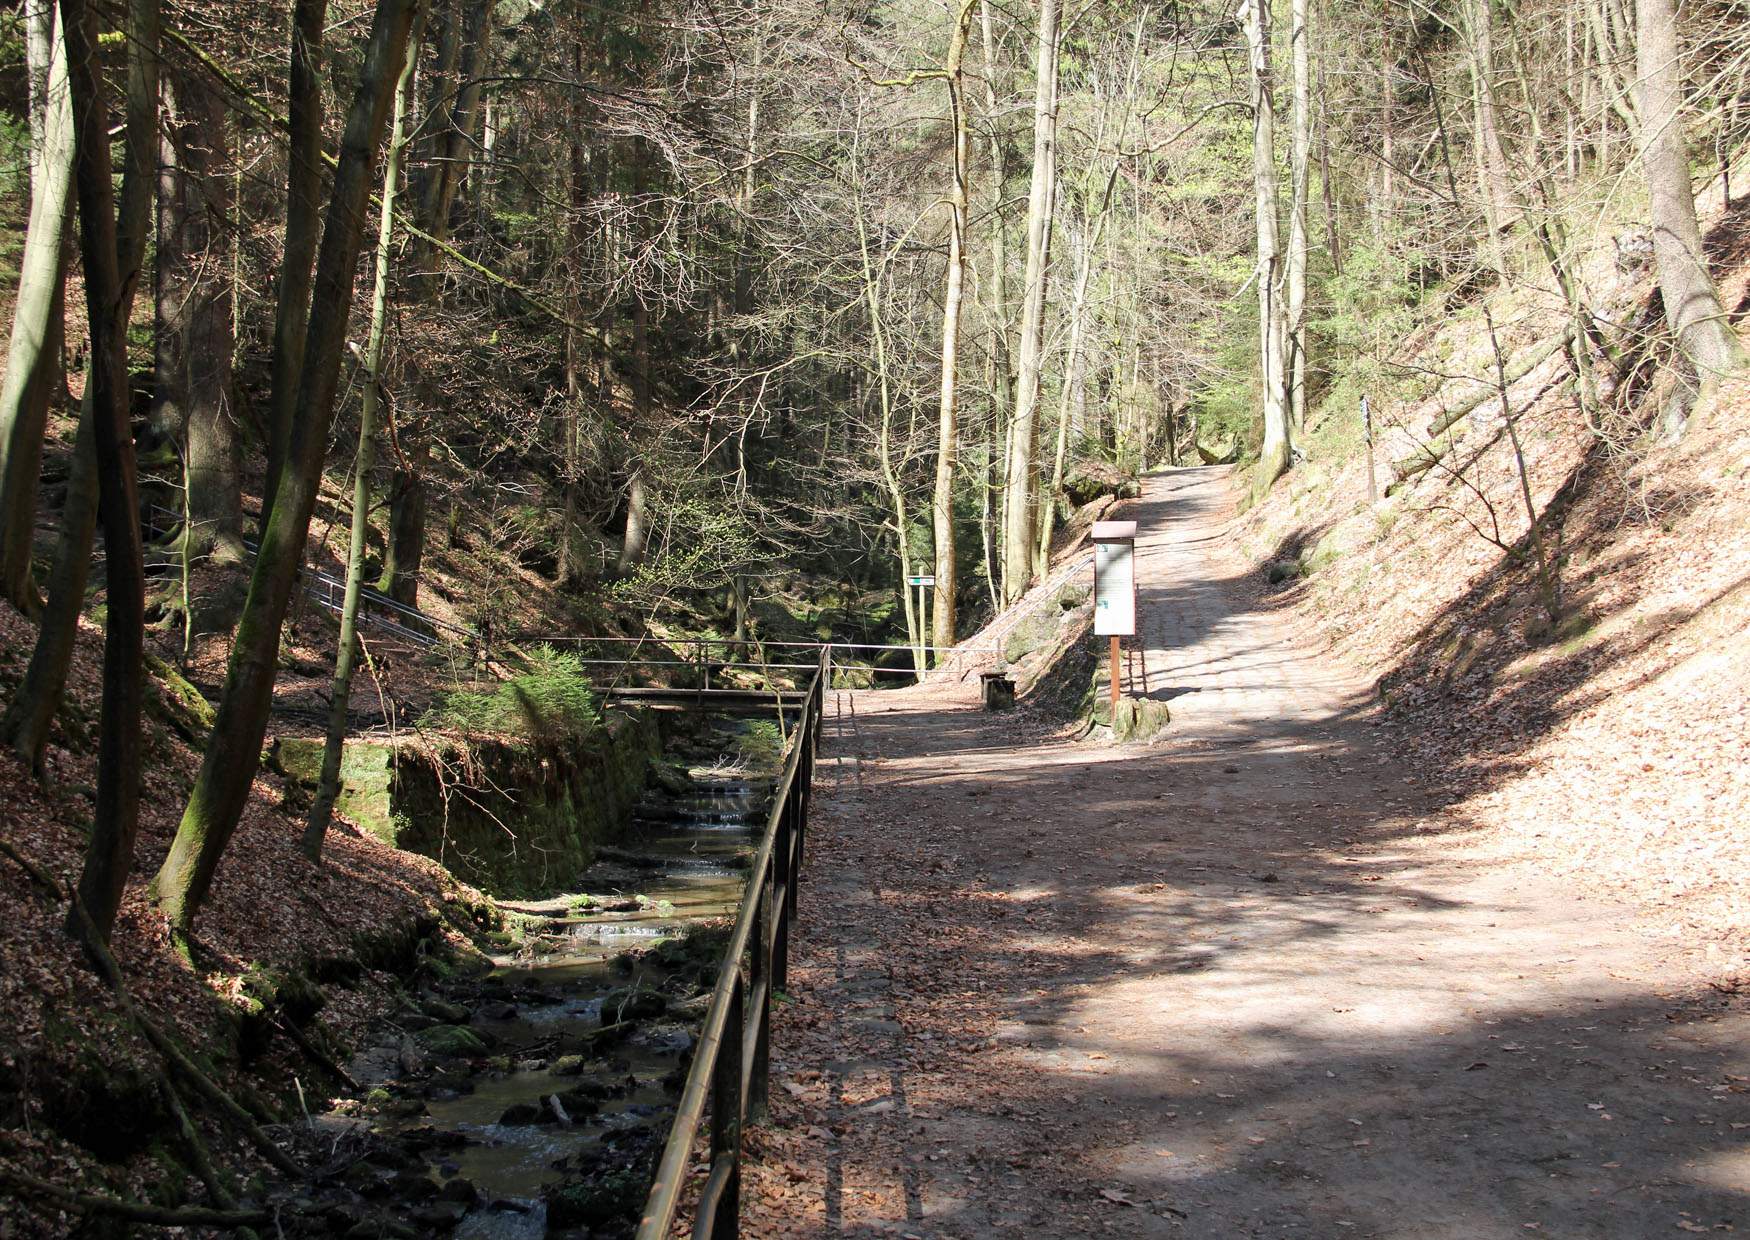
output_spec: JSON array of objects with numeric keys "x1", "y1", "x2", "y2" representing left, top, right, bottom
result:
[
  {"x1": 153, "y1": 73, "x2": 188, "y2": 444},
  {"x1": 412, "y1": 0, "x2": 490, "y2": 273},
  {"x1": 618, "y1": 294, "x2": 651, "y2": 572},
  {"x1": 1634, "y1": 0, "x2": 1745, "y2": 427},
  {"x1": 379, "y1": 437, "x2": 427, "y2": 607},
  {"x1": 556, "y1": 21, "x2": 589, "y2": 589},
  {"x1": 1316, "y1": 0, "x2": 1342, "y2": 277},
  {"x1": 0, "y1": 0, "x2": 74, "y2": 617},
  {"x1": 1287, "y1": 0, "x2": 1311, "y2": 433},
  {"x1": 59, "y1": 0, "x2": 148, "y2": 950},
  {"x1": 977, "y1": 0, "x2": 1010, "y2": 608},
  {"x1": 1244, "y1": 0, "x2": 1291, "y2": 489},
  {"x1": 304, "y1": 22, "x2": 421, "y2": 861},
  {"x1": 260, "y1": 0, "x2": 330, "y2": 536},
  {"x1": 1000, "y1": 0, "x2": 1059, "y2": 604},
  {"x1": 1041, "y1": 222, "x2": 1092, "y2": 566},
  {"x1": 180, "y1": 74, "x2": 241, "y2": 561},
  {"x1": 1465, "y1": 0, "x2": 1512, "y2": 275},
  {"x1": 378, "y1": 0, "x2": 488, "y2": 606},
  {"x1": 931, "y1": 1, "x2": 976, "y2": 655},
  {"x1": 149, "y1": 0, "x2": 422, "y2": 939},
  {"x1": 1375, "y1": 0, "x2": 1394, "y2": 243},
  {"x1": 2, "y1": 0, "x2": 158, "y2": 771}
]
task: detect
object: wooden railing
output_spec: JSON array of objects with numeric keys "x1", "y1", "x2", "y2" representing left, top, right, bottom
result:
[{"x1": 634, "y1": 651, "x2": 826, "y2": 1240}]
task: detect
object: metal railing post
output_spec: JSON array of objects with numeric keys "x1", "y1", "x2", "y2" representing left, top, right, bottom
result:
[
  {"x1": 709, "y1": 975, "x2": 744, "y2": 1239},
  {"x1": 748, "y1": 870, "x2": 773, "y2": 1124},
  {"x1": 636, "y1": 659, "x2": 825, "y2": 1240},
  {"x1": 771, "y1": 796, "x2": 793, "y2": 993}
]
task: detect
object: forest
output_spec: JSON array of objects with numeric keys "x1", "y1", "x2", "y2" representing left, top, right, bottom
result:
[{"x1": 0, "y1": 0, "x2": 1746, "y2": 1234}]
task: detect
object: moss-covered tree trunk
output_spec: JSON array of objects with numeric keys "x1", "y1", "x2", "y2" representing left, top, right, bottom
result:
[
  {"x1": 1634, "y1": 0, "x2": 1745, "y2": 428},
  {"x1": 304, "y1": 22, "x2": 422, "y2": 861},
  {"x1": 1000, "y1": 0, "x2": 1059, "y2": 605},
  {"x1": 0, "y1": 0, "x2": 74, "y2": 617},
  {"x1": 2, "y1": 0, "x2": 158, "y2": 772},
  {"x1": 260, "y1": 0, "x2": 330, "y2": 537},
  {"x1": 931, "y1": 0, "x2": 976, "y2": 654},
  {"x1": 149, "y1": 0, "x2": 423, "y2": 937},
  {"x1": 60, "y1": 0, "x2": 149, "y2": 948}
]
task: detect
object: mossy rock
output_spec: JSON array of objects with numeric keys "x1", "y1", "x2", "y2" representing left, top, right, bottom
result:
[
  {"x1": 422, "y1": 997, "x2": 470, "y2": 1025},
  {"x1": 1004, "y1": 609, "x2": 1061, "y2": 664},
  {"x1": 415, "y1": 1025, "x2": 489, "y2": 1057},
  {"x1": 545, "y1": 1170, "x2": 648, "y2": 1229},
  {"x1": 273, "y1": 736, "x2": 398, "y2": 844},
  {"x1": 1112, "y1": 697, "x2": 1171, "y2": 743},
  {"x1": 144, "y1": 653, "x2": 215, "y2": 745},
  {"x1": 37, "y1": 1015, "x2": 172, "y2": 1161},
  {"x1": 600, "y1": 987, "x2": 667, "y2": 1023}
]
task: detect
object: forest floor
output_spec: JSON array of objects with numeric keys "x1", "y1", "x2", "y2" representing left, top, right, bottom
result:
[{"x1": 738, "y1": 466, "x2": 1750, "y2": 1237}]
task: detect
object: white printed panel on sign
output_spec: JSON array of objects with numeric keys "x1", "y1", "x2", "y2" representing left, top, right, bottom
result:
[{"x1": 1093, "y1": 540, "x2": 1136, "y2": 637}]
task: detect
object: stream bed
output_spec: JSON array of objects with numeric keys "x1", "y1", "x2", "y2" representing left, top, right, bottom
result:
[{"x1": 310, "y1": 719, "x2": 782, "y2": 1240}]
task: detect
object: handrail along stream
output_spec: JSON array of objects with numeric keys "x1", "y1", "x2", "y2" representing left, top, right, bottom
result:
[{"x1": 635, "y1": 650, "x2": 827, "y2": 1239}]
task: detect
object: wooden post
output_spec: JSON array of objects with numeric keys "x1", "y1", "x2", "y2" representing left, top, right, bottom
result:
[
  {"x1": 1109, "y1": 634, "x2": 1121, "y2": 714},
  {"x1": 1363, "y1": 393, "x2": 1377, "y2": 504}
]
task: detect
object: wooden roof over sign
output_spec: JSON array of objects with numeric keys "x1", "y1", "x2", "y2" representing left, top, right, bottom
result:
[{"x1": 1091, "y1": 521, "x2": 1137, "y2": 541}]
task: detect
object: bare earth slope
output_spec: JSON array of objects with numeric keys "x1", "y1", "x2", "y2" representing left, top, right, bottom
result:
[{"x1": 742, "y1": 466, "x2": 1749, "y2": 1238}]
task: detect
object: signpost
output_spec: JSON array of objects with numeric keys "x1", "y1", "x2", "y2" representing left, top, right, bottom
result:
[
  {"x1": 1091, "y1": 521, "x2": 1138, "y2": 715},
  {"x1": 905, "y1": 574, "x2": 935, "y2": 679}
]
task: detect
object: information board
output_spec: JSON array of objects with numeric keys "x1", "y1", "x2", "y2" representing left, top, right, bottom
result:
[{"x1": 1093, "y1": 538, "x2": 1136, "y2": 636}]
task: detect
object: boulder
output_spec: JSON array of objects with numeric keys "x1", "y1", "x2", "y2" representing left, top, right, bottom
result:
[
  {"x1": 415, "y1": 1025, "x2": 489, "y2": 1057},
  {"x1": 600, "y1": 987, "x2": 667, "y2": 1023}
]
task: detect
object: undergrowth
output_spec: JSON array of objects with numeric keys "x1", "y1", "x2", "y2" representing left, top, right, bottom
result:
[{"x1": 423, "y1": 646, "x2": 600, "y2": 740}]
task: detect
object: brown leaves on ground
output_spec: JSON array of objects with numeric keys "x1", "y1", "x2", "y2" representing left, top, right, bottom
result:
[{"x1": 0, "y1": 604, "x2": 478, "y2": 1239}]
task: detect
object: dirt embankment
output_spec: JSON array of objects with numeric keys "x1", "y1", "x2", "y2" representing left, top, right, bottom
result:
[
  {"x1": 0, "y1": 599, "x2": 497, "y2": 1238},
  {"x1": 1229, "y1": 189, "x2": 1750, "y2": 978}
]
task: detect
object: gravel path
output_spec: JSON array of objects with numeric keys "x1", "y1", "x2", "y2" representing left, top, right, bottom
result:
[{"x1": 745, "y1": 467, "x2": 1749, "y2": 1238}]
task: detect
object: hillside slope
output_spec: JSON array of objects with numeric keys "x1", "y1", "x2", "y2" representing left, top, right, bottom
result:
[{"x1": 1231, "y1": 185, "x2": 1750, "y2": 978}]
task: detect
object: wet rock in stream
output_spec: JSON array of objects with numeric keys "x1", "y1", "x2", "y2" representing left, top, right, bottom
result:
[
  {"x1": 314, "y1": 720, "x2": 786, "y2": 1238},
  {"x1": 417, "y1": 1023, "x2": 491, "y2": 1056}
]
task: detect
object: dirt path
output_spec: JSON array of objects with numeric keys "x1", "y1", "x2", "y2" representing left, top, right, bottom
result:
[{"x1": 744, "y1": 467, "x2": 1749, "y2": 1238}]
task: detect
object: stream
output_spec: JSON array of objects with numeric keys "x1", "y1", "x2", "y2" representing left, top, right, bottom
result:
[{"x1": 322, "y1": 719, "x2": 782, "y2": 1240}]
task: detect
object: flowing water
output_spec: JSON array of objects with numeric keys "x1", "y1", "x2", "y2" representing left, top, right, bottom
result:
[{"x1": 340, "y1": 726, "x2": 780, "y2": 1240}]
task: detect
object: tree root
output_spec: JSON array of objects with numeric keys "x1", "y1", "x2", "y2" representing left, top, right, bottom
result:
[
  {"x1": 161, "y1": 1075, "x2": 238, "y2": 1210},
  {"x1": 274, "y1": 1014, "x2": 360, "y2": 1091},
  {"x1": 0, "y1": 837, "x2": 63, "y2": 895},
  {"x1": 67, "y1": 897, "x2": 306, "y2": 1179},
  {"x1": 0, "y1": 1165, "x2": 270, "y2": 1228},
  {"x1": 0, "y1": 839, "x2": 304, "y2": 1187}
]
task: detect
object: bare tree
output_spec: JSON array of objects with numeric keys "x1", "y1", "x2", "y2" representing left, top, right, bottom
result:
[
  {"x1": 1634, "y1": 0, "x2": 1745, "y2": 432},
  {"x1": 59, "y1": 0, "x2": 150, "y2": 949},
  {"x1": 1001, "y1": 0, "x2": 1060, "y2": 602},
  {"x1": 0, "y1": 0, "x2": 73, "y2": 616},
  {"x1": 1243, "y1": 0, "x2": 1291, "y2": 488},
  {"x1": 150, "y1": 0, "x2": 424, "y2": 940},
  {"x1": 931, "y1": 0, "x2": 978, "y2": 653}
]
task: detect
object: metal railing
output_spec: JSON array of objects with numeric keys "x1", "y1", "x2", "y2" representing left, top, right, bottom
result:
[
  {"x1": 635, "y1": 651, "x2": 826, "y2": 1240},
  {"x1": 141, "y1": 503, "x2": 481, "y2": 654},
  {"x1": 522, "y1": 633, "x2": 1001, "y2": 690}
]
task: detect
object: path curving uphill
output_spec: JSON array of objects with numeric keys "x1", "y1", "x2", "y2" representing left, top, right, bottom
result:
[{"x1": 740, "y1": 466, "x2": 1748, "y2": 1238}]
